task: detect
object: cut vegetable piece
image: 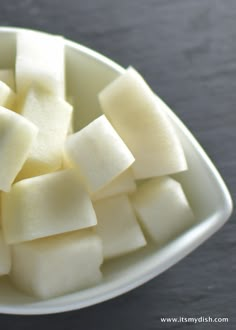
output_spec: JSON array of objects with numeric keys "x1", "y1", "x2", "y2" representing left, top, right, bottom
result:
[
  {"x1": 10, "y1": 230, "x2": 103, "y2": 299},
  {"x1": 0, "y1": 193, "x2": 1, "y2": 226},
  {"x1": 16, "y1": 87, "x2": 72, "y2": 180},
  {"x1": 62, "y1": 153, "x2": 74, "y2": 169},
  {"x1": 0, "y1": 193, "x2": 2, "y2": 227},
  {"x1": 68, "y1": 113, "x2": 74, "y2": 135},
  {"x1": 0, "y1": 230, "x2": 11, "y2": 276},
  {"x1": 99, "y1": 67, "x2": 187, "y2": 179},
  {"x1": 93, "y1": 194, "x2": 146, "y2": 259},
  {"x1": 0, "y1": 69, "x2": 15, "y2": 90},
  {"x1": 65, "y1": 115, "x2": 135, "y2": 193},
  {"x1": 91, "y1": 169, "x2": 136, "y2": 201},
  {"x1": 0, "y1": 106, "x2": 38, "y2": 192},
  {"x1": 16, "y1": 31, "x2": 65, "y2": 99},
  {"x1": 0, "y1": 81, "x2": 15, "y2": 109},
  {"x1": 66, "y1": 94, "x2": 74, "y2": 135},
  {"x1": 130, "y1": 177, "x2": 195, "y2": 245},
  {"x1": 2, "y1": 169, "x2": 97, "y2": 244}
]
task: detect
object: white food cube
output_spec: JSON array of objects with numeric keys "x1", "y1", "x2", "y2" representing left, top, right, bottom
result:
[
  {"x1": 2, "y1": 169, "x2": 97, "y2": 244},
  {"x1": 91, "y1": 169, "x2": 136, "y2": 201},
  {"x1": 0, "y1": 69, "x2": 15, "y2": 90},
  {"x1": 66, "y1": 94, "x2": 75, "y2": 134},
  {"x1": 99, "y1": 67, "x2": 187, "y2": 179},
  {"x1": 16, "y1": 31, "x2": 65, "y2": 99},
  {"x1": 0, "y1": 106, "x2": 38, "y2": 192},
  {"x1": 17, "y1": 87, "x2": 72, "y2": 180},
  {"x1": 65, "y1": 115, "x2": 135, "y2": 193},
  {"x1": 62, "y1": 153, "x2": 74, "y2": 169},
  {"x1": 0, "y1": 230, "x2": 11, "y2": 276},
  {"x1": 130, "y1": 177, "x2": 195, "y2": 245},
  {"x1": 0, "y1": 192, "x2": 2, "y2": 226},
  {"x1": 10, "y1": 230, "x2": 103, "y2": 299},
  {"x1": 93, "y1": 194, "x2": 146, "y2": 259},
  {"x1": 0, "y1": 81, "x2": 15, "y2": 109}
]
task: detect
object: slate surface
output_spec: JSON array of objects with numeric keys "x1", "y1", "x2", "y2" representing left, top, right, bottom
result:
[{"x1": 0, "y1": 0, "x2": 235, "y2": 329}]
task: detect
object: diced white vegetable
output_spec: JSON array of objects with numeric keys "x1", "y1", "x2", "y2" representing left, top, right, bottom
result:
[
  {"x1": 66, "y1": 94, "x2": 74, "y2": 135},
  {"x1": 16, "y1": 31, "x2": 65, "y2": 99},
  {"x1": 99, "y1": 67, "x2": 187, "y2": 179},
  {"x1": 16, "y1": 87, "x2": 72, "y2": 180},
  {"x1": 62, "y1": 153, "x2": 74, "y2": 169},
  {"x1": 0, "y1": 193, "x2": 1, "y2": 226},
  {"x1": 67, "y1": 113, "x2": 74, "y2": 135},
  {"x1": 2, "y1": 169, "x2": 97, "y2": 244},
  {"x1": 130, "y1": 177, "x2": 195, "y2": 245},
  {"x1": 0, "y1": 230, "x2": 11, "y2": 276},
  {"x1": 93, "y1": 194, "x2": 146, "y2": 259},
  {"x1": 91, "y1": 169, "x2": 136, "y2": 201},
  {"x1": 10, "y1": 230, "x2": 103, "y2": 299},
  {"x1": 65, "y1": 115, "x2": 135, "y2": 193},
  {"x1": 0, "y1": 69, "x2": 15, "y2": 90},
  {"x1": 0, "y1": 81, "x2": 15, "y2": 109},
  {"x1": 0, "y1": 106, "x2": 38, "y2": 192},
  {"x1": 0, "y1": 192, "x2": 2, "y2": 227}
]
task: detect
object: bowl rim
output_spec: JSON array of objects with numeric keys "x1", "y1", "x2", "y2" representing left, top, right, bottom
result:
[{"x1": 0, "y1": 26, "x2": 233, "y2": 315}]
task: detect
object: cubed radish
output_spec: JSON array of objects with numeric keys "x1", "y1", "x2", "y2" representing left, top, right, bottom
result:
[
  {"x1": 0, "y1": 106, "x2": 38, "y2": 192},
  {"x1": 10, "y1": 230, "x2": 103, "y2": 299},
  {"x1": 99, "y1": 67, "x2": 187, "y2": 179},
  {"x1": 0, "y1": 230, "x2": 11, "y2": 276},
  {"x1": 65, "y1": 95, "x2": 74, "y2": 135},
  {"x1": 16, "y1": 87, "x2": 72, "y2": 180},
  {"x1": 61, "y1": 153, "x2": 74, "y2": 169},
  {"x1": 91, "y1": 169, "x2": 136, "y2": 201},
  {"x1": 65, "y1": 115, "x2": 135, "y2": 193},
  {"x1": 0, "y1": 69, "x2": 15, "y2": 90},
  {"x1": 16, "y1": 31, "x2": 65, "y2": 99},
  {"x1": 93, "y1": 194, "x2": 146, "y2": 259},
  {"x1": 0, "y1": 81, "x2": 15, "y2": 109},
  {"x1": 0, "y1": 192, "x2": 2, "y2": 226},
  {"x1": 2, "y1": 169, "x2": 97, "y2": 244},
  {"x1": 130, "y1": 177, "x2": 195, "y2": 245}
]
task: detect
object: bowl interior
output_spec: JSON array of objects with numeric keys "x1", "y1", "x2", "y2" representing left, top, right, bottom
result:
[{"x1": 0, "y1": 28, "x2": 232, "y2": 315}]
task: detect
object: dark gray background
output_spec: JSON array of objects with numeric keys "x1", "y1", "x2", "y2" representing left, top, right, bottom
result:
[{"x1": 0, "y1": 0, "x2": 235, "y2": 329}]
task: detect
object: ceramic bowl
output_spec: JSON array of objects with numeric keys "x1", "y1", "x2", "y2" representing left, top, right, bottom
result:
[{"x1": 0, "y1": 27, "x2": 233, "y2": 315}]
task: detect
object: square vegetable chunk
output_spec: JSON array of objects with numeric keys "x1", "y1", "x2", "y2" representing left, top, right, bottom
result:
[
  {"x1": 2, "y1": 169, "x2": 97, "y2": 244},
  {"x1": 10, "y1": 230, "x2": 103, "y2": 299}
]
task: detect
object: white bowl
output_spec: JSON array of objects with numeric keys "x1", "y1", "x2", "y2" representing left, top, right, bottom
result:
[{"x1": 0, "y1": 27, "x2": 233, "y2": 315}]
